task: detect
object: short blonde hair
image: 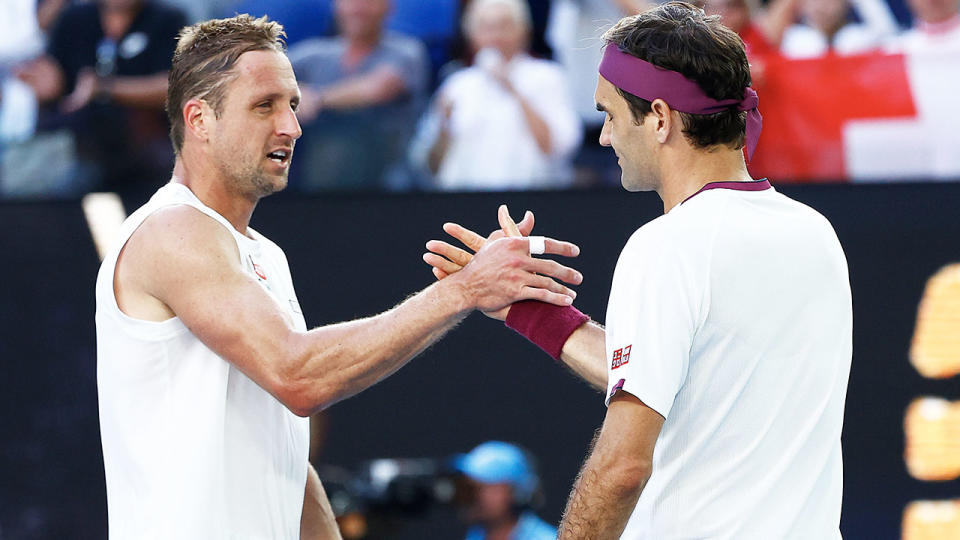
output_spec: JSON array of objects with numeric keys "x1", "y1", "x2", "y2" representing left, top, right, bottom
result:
[{"x1": 166, "y1": 14, "x2": 286, "y2": 154}]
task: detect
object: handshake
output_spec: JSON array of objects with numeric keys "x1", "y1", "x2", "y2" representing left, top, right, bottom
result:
[{"x1": 422, "y1": 204, "x2": 583, "y2": 321}]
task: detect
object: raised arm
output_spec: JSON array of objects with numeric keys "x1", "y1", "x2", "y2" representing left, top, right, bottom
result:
[
  {"x1": 115, "y1": 204, "x2": 582, "y2": 417},
  {"x1": 423, "y1": 206, "x2": 608, "y2": 390}
]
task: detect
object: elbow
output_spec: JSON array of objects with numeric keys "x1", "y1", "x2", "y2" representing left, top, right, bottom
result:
[
  {"x1": 274, "y1": 377, "x2": 335, "y2": 417},
  {"x1": 604, "y1": 459, "x2": 652, "y2": 499},
  {"x1": 268, "y1": 351, "x2": 338, "y2": 417}
]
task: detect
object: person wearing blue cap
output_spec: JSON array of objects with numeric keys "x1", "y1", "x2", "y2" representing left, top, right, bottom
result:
[{"x1": 456, "y1": 441, "x2": 557, "y2": 540}]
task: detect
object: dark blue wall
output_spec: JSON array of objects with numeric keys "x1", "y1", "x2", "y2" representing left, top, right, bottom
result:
[{"x1": 2, "y1": 183, "x2": 959, "y2": 539}]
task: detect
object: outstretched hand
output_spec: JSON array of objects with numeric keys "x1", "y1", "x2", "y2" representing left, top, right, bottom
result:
[{"x1": 424, "y1": 205, "x2": 581, "y2": 319}]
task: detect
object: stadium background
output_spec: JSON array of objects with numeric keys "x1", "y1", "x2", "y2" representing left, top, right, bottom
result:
[{"x1": 2, "y1": 183, "x2": 959, "y2": 538}]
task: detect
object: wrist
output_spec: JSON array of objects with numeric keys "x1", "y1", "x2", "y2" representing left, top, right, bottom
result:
[
  {"x1": 505, "y1": 301, "x2": 589, "y2": 360},
  {"x1": 94, "y1": 75, "x2": 114, "y2": 103},
  {"x1": 438, "y1": 271, "x2": 476, "y2": 315}
]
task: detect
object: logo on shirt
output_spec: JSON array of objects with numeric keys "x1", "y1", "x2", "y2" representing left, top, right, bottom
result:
[
  {"x1": 253, "y1": 263, "x2": 267, "y2": 281},
  {"x1": 248, "y1": 255, "x2": 268, "y2": 281},
  {"x1": 611, "y1": 345, "x2": 632, "y2": 369}
]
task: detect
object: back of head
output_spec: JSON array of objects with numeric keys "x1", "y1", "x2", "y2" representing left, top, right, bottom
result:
[
  {"x1": 167, "y1": 14, "x2": 287, "y2": 155},
  {"x1": 602, "y1": 2, "x2": 751, "y2": 151}
]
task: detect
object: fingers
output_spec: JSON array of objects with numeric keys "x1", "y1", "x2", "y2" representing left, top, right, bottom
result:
[
  {"x1": 541, "y1": 238, "x2": 581, "y2": 258},
  {"x1": 498, "y1": 204, "x2": 522, "y2": 237},
  {"x1": 517, "y1": 210, "x2": 535, "y2": 236},
  {"x1": 519, "y1": 286, "x2": 575, "y2": 306},
  {"x1": 443, "y1": 222, "x2": 486, "y2": 253},
  {"x1": 528, "y1": 257, "x2": 583, "y2": 285},
  {"x1": 423, "y1": 252, "x2": 464, "y2": 276},
  {"x1": 431, "y1": 266, "x2": 448, "y2": 281},
  {"x1": 527, "y1": 274, "x2": 578, "y2": 301},
  {"x1": 426, "y1": 240, "x2": 473, "y2": 267}
]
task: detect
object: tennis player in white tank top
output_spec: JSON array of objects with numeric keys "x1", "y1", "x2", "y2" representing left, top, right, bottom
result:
[{"x1": 95, "y1": 15, "x2": 583, "y2": 539}]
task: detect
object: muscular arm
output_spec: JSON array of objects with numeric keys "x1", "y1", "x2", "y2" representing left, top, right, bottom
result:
[
  {"x1": 301, "y1": 465, "x2": 341, "y2": 539},
  {"x1": 558, "y1": 392, "x2": 663, "y2": 539},
  {"x1": 117, "y1": 205, "x2": 580, "y2": 417}
]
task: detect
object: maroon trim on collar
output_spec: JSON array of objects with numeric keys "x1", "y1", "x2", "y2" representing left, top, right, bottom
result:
[{"x1": 682, "y1": 178, "x2": 771, "y2": 205}]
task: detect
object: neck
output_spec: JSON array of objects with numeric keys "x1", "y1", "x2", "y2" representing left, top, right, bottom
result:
[
  {"x1": 656, "y1": 146, "x2": 752, "y2": 213},
  {"x1": 483, "y1": 514, "x2": 520, "y2": 540},
  {"x1": 172, "y1": 157, "x2": 257, "y2": 236}
]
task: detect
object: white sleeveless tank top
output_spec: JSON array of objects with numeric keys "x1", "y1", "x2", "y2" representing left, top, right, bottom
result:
[{"x1": 95, "y1": 182, "x2": 310, "y2": 539}]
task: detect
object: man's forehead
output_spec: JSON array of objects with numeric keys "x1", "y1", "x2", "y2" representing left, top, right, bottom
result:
[
  {"x1": 594, "y1": 74, "x2": 619, "y2": 107},
  {"x1": 225, "y1": 50, "x2": 299, "y2": 99}
]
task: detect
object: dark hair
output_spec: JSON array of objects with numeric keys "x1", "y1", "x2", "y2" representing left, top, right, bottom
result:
[
  {"x1": 602, "y1": 2, "x2": 751, "y2": 151},
  {"x1": 166, "y1": 14, "x2": 286, "y2": 155}
]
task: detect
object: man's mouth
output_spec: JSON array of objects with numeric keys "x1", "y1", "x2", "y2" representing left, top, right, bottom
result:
[{"x1": 266, "y1": 148, "x2": 291, "y2": 164}]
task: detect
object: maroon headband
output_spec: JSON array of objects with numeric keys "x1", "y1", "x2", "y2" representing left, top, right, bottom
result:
[{"x1": 598, "y1": 45, "x2": 762, "y2": 160}]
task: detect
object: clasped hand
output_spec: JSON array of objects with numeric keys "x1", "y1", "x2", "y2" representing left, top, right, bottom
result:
[{"x1": 424, "y1": 205, "x2": 582, "y2": 319}]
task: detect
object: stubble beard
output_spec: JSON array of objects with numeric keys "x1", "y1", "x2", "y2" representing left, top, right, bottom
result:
[{"x1": 218, "y1": 155, "x2": 287, "y2": 200}]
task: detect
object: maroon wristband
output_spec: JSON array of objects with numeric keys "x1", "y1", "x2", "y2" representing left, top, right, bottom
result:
[{"x1": 505, "y1": 300, "x2": 589, "y2": 360}]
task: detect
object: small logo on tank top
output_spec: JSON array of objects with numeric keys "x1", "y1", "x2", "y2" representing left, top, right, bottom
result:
[
  {"x1": 247, "y1": 255, "x2": 268, "y2": 281},
  {"x1": 611, "y1": 345, "x2": 631, "y2": 369}
]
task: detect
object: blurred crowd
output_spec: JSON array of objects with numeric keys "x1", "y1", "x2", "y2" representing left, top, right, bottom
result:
[{"x1": 0, "y1": 0, "x2": 958, "y2": 200}]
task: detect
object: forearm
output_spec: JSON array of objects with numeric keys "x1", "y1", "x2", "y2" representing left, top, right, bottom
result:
[
  {"x1": 427, "y1": 127, "x2": 451, "y2": 174},
  {"x1": 301, "y1": 465, "x2": 342, "y2": 539},
  {"x1": 759, "y1": 0, "x2": 801, "y2": 47},
  {"x1": 105, "y1": 73, "x2": 169, "y2": 108},
  {"x1": 314, "y1": 70, "x2": 405, "y2": 110},
  {"x1": 559, "y1": 432, "x2": 649, "y2": 539},
  {"x1": 559, "y1": 321, "x2": 608, "y2": 391},
  {"x1": 285, "y1": 278, "x2": 470, "y2": 414},
  {"x1": 515, "y1": 95, "x2": 552, "y2": 155}
]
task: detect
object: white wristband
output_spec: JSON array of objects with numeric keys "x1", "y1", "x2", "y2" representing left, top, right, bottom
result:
[{"x1": 528, "y1": 236, "x2": 546, "y2": 256}]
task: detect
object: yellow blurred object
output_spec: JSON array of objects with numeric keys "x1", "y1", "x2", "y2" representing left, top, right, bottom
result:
[
  {"x1": 904, "y1": 398, "x2": 960, "y2": 481},
  {"x1": 336, "y1": 512, "x2": 367, "y2": 539},
  {"x1": 903, "y1": 499, "x2": 960, "y2": 540},
  {"x1": 910, "y1": 264, "x2": 960, "y2": 379}
]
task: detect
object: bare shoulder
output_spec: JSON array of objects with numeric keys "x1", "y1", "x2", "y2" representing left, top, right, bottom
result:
[{"x1": 115, "y1": 205, "x2": 241, "y2": 320}]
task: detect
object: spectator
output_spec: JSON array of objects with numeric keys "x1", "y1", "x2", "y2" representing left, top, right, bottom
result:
[
  {"x1": 547, "y1": 0, "x2": 650, "y2": 130},
  {"x1": 704, "y1": 0, "x2": 798, "y2": 62},
  {"x1": 413, "y1": 0, "x2": 581, "y2": 191},
  {"x1": 288, "y1": 0, "x2": 429, "y2": 191},
  {"x1": 13, "y1": 0, "x2": 186, "y2": 201},
  {"x1": 455, "y1": 441, "x2": 556, "y2": 540},
  {"x1": 780, "y1": 0, "x2": 899, "y2": 57},
  {"x1": 889, "y1": 0, "x2": 960, "y2": 51}
]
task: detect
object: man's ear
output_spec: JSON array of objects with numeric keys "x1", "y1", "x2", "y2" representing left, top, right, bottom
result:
[
  {"x1": 183, "y1": 99, "x2": 212, "y2": 144},
  {"x1": 649, "y1": 98, "x2": 673, "y2": 145}
]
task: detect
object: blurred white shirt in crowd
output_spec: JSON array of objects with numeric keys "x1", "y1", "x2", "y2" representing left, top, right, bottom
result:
[
  {"x1": 781, "y1": 0, "x2": 899, "y2": 58},
  {"x1": 421, "y1": 53, "x2": 582, "y2": 191},
  {"x1": 0, "y1": 0, "x2": 43, "y2": 66},
  {"x1": 888, "y1": 14, "x2": 960, "y2": 53},
  {"x1": 547, "y1": 0, "x2": 624, "y2": 128}
]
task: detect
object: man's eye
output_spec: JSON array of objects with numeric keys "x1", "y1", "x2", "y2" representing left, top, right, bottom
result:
[{"x1": 257, "y1": 102, "x2": 271, "y2": 110}]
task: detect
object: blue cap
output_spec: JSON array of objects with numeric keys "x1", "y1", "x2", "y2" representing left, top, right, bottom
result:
[{"x1": 455, "y1": 441, "x2": 537, "y2": 501}]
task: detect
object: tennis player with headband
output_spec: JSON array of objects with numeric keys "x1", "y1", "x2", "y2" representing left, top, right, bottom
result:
[{"x1": 424, "y1": 2, "x2": 852, "y2": 538}]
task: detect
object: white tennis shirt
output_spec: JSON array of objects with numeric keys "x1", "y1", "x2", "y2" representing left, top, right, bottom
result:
[
  {"x1": 604, "y1": 180, "x2": 852, "y2": 539},
  {"x1": 95, "y1": 182, "x2": 310, "y2": 539}
]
